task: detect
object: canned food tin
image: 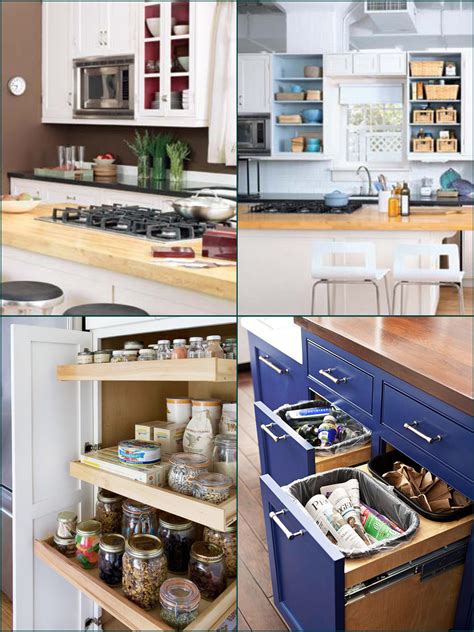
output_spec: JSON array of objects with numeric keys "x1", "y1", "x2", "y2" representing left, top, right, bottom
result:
[{"x1": 118, "y1": 440, "x2": 161, "y2": 464}]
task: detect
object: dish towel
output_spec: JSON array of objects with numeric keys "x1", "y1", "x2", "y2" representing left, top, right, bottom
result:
[{"x1": 207, "y1": 0, "x2": 236, "y2": 167}]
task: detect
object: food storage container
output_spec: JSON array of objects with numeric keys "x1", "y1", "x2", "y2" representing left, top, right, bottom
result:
[
  {"x1": 124, "y1": 340, "x2": 144, "y2": 350},
  {"x1": 167, "y1": 397, "x2": 192, "y2": 424},
  {"x1": 53, "y1": 534, "x2": 76, "y2": 557},
  {"x1": 122, "y1": 499, "x2": 158, "y2": 538},
  {"x1": 189, "y1": 542, "x2": 227, "y2": 600},
  {"x1": 203, "y1": 521, "x2": 237, "y2": 578},
  {"x1": 158, "y1": 512, "x2": 196, "y2": 573},
  {"x1": 138, "y1": 348, "x2": 157, "y2": 361},
  {"x1": 212, "y1": 434, "x2": 237, "y2": 484},
  {"x1": 168, "y1": 453, "x2": 209, "y2": 496},
  {"x1": 160, "y1": 578, "x2": 201, "y2": 629},
  {"x1": 75, "y1": 520, "x2": 101, "y2": 569},
  {"x1": 56, "y1": 511, "x2": 77, "y2": 538},
  {"x1": 193, "y1": 472, "x2": 233, "y2": 504},
  {"x1": 220, "y1": 413, "x2": 237, "y2": 436},
  {"x1": 99, "y1": 533, "x2": 125, "y2": 585},
  {"x1": 191, "y1": 399, "x2": 222, "y2": 434},
  {"x1": 93, "y1": 349, "x2": 113, "y2": 364},
  {"x1": 123, "y1": 349, "x2": 138, "y2": 362},
  {"x1": 156, "y1": 340, "x2": 172, "y2": 360},
  {"x1": 187, "y1": 337, "x2": 206, "y2": 359},
  {"x1": 153, "y1": 421, "x2": 187, "y2": 455},
  {"x1": 222, "y1": 338, "x2": 237, "y2": 360},
  {"x1": 171, "y1": 339, "x2": 187, "y2": 359},
  {"x1": 204, "y1": 335, "x2": 224, "y2": 358},
  {"x1": 111, "y1": 350, "x2": 125, "y2": 363},
  {"x1": 77, "y1": 349, "x2": 93, "y2": 364},
  {"x1": 123, "y1": 534, "x2": 167, "y2": 610},
  {"x1": 118, "y1": 440, "x2": 161, "y2": 464},
  {"x1": 96, "y1": 489, "x2": 123, "y2": 534}
]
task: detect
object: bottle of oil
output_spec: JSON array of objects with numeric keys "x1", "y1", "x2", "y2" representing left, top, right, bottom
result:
[
  {"x1": 388, "y1": 187, "x2": 400, "y2": 217},
  {"x1": 401, "y1": 182, "x2": 410, "y2": 216}
]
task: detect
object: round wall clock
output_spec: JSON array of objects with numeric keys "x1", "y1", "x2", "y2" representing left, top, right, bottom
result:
[{"x1": 8, "y1": 76, "x2": 26, "y2": 96}]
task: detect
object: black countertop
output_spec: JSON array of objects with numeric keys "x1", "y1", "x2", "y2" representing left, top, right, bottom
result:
[
  {"x1": 238, "y1": 192, "x2": 473, "y2": 206},
  {"x1": 9, "y1": 171, "x2": 234, "y2": 199}
]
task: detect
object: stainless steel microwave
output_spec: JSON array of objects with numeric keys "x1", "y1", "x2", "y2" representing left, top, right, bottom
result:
[
  {"x1": 73, "y1": 55, "x2": 135, "y2": 119},
  {"x1": 238, "y1": 115, "x2": 271, "y2": 155}
]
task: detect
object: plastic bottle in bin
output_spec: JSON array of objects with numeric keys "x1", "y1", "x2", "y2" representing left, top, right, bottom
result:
[{"x1": 317, "y1": 415, "x2": 339, "y2": 447}]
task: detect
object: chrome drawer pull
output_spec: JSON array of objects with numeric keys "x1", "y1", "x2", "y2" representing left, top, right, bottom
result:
[
  {"x1": 258, "y1": 354, "x2": 288, "y2": 375},
  {"x1": 269, "y1": 510, "x2": 305, "y2": 540},
  {"x1": 319, "y1": 368, "x2": 348, "y2": 384},
  {"x1": 403, "y1": 421, "x2": 442, "y2": 444},
  {"x1": 260, "y1": 422, "x2": 288, "y2": 443}
]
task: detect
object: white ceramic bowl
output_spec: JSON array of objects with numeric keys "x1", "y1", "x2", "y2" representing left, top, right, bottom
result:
[
  {"x1": 1, "y1": 200, "x2": 41, "y2": 214},
  {"x1": 146, "y1": 18, "x2": 160, "y2": 37},
  {"x1": 173, "y1": 24, "x2": 189, "y2": 35},
  {"x1": 93, "y1": 158, "x2": 116, "y2": 166},
  {"x1": 178, "y1": 56, "x2": 189, "y2": 72}
]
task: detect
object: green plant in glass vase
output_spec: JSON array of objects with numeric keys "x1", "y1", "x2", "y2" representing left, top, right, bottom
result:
[
  {"x1": 166, "y1": 140, "x2": 191, "y2": 186},
  {"x1": 125, "y1": 131, "x2": 152, "y2": 183},
  {"x1": 149, "y1": 133, "x2": 174, "y2": 182}
]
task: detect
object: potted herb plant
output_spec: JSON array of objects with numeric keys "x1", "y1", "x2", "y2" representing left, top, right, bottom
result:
[{"x1": 166, "y1": 140, "x2": 191, "y2": 185}]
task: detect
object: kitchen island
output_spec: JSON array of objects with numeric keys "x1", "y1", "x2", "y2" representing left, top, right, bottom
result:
[
  {"x1": 2, "y1": 204, "x2": 236, "y2": 314},
  {"x1": 238, "y1": 204, "x2": 473, "y2": 315}
]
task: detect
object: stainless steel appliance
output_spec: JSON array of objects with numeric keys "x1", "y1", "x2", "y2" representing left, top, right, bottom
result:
[
  {"x1": 73, "y1": 55, "x2": 135, "y2": 119},
  {"x1": 238, "y1": 115, "x2": 271, "y2": 155},
  {"x1": 248, "y1": 200, "x2": 363, "y2": 214}
]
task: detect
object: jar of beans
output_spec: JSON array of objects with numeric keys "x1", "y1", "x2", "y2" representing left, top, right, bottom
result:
[
  {"x1": 158, "y1": 513, "x2": 196, "y2": 573},
  {"x1": 192, "y1": 472, "x2": 233, "y2": 505},
  {"x1": 96, "y1": 489, "x2": 123, "y2": 534},
  {"x1": 99, "y1": 534, "x2": 125, "y2": 585},
  {"x1": 168, "y1": 453, "x2": 209, "y2": 496},
  {"x1": 203, "y1": 521, "x2": 237, "y2": 578},
  {"x1": 123, "y1": 534, "x2": 167, "y2": 610},
  {"x1": 189, "y1": 542, "x2": 226, "y2": 600}
]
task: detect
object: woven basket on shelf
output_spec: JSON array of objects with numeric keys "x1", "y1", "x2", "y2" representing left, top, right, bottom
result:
[
  {"x1": 436, "y1": 108, "x2": 457, "y2": 123},
  {"x1": 424, "y1": 84, "x2": 459, "y2": 100},
  {"x1": 304, "y1": 66, "x2": 322, "y2": 78},
  {"x1": 278, "y1": 114, "x2": 303, "y2": 124},
  {"x1": 437, "y1": 138, "x2": 458, "y2": 153},
  {"x1": 412, "y1": 138, "x2": 435, "y2": 153},
  {"x1": 306, "y1": 90, "x2": 322, "y2": 101},
  {"x1": 413, "y1": 109, "x2": 434, "y2": 124},
  {"x1": 275, "y1": 92, "x2": 305, "y2": 101},
  {"x1": 410, "y1": 61, "x2": 444, "y2": 77},
  {"x1": 291, "y1": 136, "x2": 305, "y2": 153}
]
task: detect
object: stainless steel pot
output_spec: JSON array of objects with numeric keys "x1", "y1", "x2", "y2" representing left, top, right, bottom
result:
[{"x1": 168, "y1": 189, "x2": 236, "y2": 222}]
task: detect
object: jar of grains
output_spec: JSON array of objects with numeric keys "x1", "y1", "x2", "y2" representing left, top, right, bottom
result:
[
  {"x1": 111, "y1": 350, "x2": 125, "y2": 363},
  {"x1": 123, "y1": 349, "x2": 139, "y2": 362},
  {"x1": 99, "y1": 534, "x2": 125, "y2": 585},
  {"x1": 168, "y1": 453, "x2": 209, "y2": 496},
  {"x1": 158, "y1": 513, "x2": 196, "y2": 573},
  {"x1": 171, "y1": 339, "x2": 187, "y2": 359},
  {"x1": 188, "y1": 542, "x2": 227, "y2": 600},
  {"x1": 192, "y1": 472, "x2": 233, "y2": 505},
  {"x1": 123, "y1": 534, "x2": 167, "y2": 610},
  {"x1": 204, "y1": 335, "x2": 224, "y2": 358},
  {"x1": 203, "y1": 521, "x2": 237, "y2": 578},
  {"x1": 156, "y1": 340, "x2": 172, "y2": 360},
  {"x1": 138, "y1": 348, "x2": 157, "y2": 361},
  {"x1": 56, "y1": 511, "x2": 77, "y2": 538},
  {"x1": 75, "y1": 520, "x2": 102, "y2": 569},
  {"x1": 160, "y1": 578, "x2": 201, "y2": 629},
  {"x1": 53, "y1": 534, "x2": 76, "y2": 557},
  {"x1": 212, "y1": 434, "x2": 237, "y2": 484},
  {"x1": 93, "y1": 349, "x2": 113, "y2": 364},
  {"x1": 96, "y1": 489, "x2": 123, "y2": 534},
  {"x1": 122, "y1": 499, "x2": 158, "y2": 539},
  {"x1": 187, "y1": 337, "x2": 206, "y2": 359}
]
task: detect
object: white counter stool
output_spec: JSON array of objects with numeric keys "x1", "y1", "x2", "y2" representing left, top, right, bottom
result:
[
  {"x1": 1, "y1": 281, "x2": 64, "y2": 314},
  {"x1": 311, "y1": 241, "x2": 391, "y2": 315},
  {"x1": 63, "y1": 304, "x2": 149, "y2": 316},
  {"x1": 392, "y1": 243, "x2": 465, "y2": 315}
]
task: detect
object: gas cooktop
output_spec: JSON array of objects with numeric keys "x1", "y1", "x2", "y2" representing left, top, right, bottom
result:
[
  {"x1": 248, "y1": 200, "x2": 363, "y2": 214},
  {"x1": 37, "y1": 204, "x2": 235, "y2": 243}
]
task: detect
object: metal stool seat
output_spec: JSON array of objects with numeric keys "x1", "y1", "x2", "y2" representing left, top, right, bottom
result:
[
  {"x1": 1, "y1": 281, "x2": 64, "y2": 314},
  {"x1": 63, "y1": 304, "x2": 149, "y2": 316}
]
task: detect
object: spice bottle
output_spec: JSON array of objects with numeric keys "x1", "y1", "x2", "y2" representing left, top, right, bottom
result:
[
  {"x1": 171, "y1": 339, "x2": 187, "y2": 360},
  {"x1": 156, "y1": 340, "x2": 172, "y2": 360},
  {"x1": 187, "y1": 337, "x2": 206, "y2": 359},
  {"x1": 205, "y1": 335, "x2": 224, "y2": 358}
]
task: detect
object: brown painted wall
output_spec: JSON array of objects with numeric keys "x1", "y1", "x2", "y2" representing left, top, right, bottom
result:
[{"x1": 2, "y1": 2, "x2": 232, "y2": 194}]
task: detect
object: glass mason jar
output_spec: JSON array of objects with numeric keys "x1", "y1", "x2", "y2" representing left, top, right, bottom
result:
[
  {"x1": 123, "y1": 350, "x2": 138, "y2": 362},
  {"x1": 96, "y1": 489, "x2": 123, "y2": 534},
  {"x1": 138, "y1": 348, "x2": 157, "y2": 361},
  {"x1": 123, "y1": 534, "x2": 167, "y2": 610},
  {"x1": 160, "y1": 578, "x2": 201, "y2": 630},
  {"x1": 205, "y1": 335, "x2": 224, "y2": 358},
  {"x1": 77, "y1": 349, "x2": 93, "y2": 364},
  {"x1": 187, "y1": 337, "x2": 205, "y2": 359},
  {"x1": 54, "y1": 534, "x2": 76, "y2": 557},
  {"x1": 137, "y1": 154, "x2": 150, "y2": 183},
  {"x1": 203, "y1": 521, "x2": 237, "y2": 578},
  {"x1": 189, "y1": 542, "x2": 227, "y2": 600},
  {"x1": 99, "y1": 533, "x2": 125, "y2": 585},
  {"x1": 158, "y1": 512, "x2": 196, "y2": 573},
  {"x1": 75, "y1": 520, "x2": 101, "y2": 569},
  {"x1": 192, "y1": 472, "x2": 233, "y2": 505},
  {"x1": 222, "y1": 338, "x2": 237, "y2": 360},
  {"x1": 212, "y1": 434, "x2": 237, "y2": 484},
  {"x1": 156, "y1": 339, "x2": 172, "y2": 360},
  {"x1": 122, "y1": 499, "x2": 158, "y2": 539},
  {"x1": 111, "y1": 350, "x2": 125, "y2": 363},
  {"x1": 168, "y1": 453, "x2": 209, "y2": 496},
  {"x1": 171, "y1": 339, "x2": 187, "y2": 360},
  {"x1": 93, "y1": 349, "x2": 113, "y2": 364},
  {"x1": 56, "y1": 511, "x2": 77, "y2": 539}
]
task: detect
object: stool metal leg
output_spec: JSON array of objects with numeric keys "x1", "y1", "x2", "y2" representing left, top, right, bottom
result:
[
  {"x1": 370, "y1": 281, "x2": 381, "y2": 315},
  {"x1": 400, "y1": 282, "x2": 405, "y2": 315},
  {"x1": 392, "y1": 282, "x2": 401, "y2": 316},
  {"x1": 456, "y1": 282, "x2": 465, "y2": 315},
  {"x1": 311, "y1": 280, "x2": 324, "y2": 314},
  {"x1": 383, "y1": 276, "x2": 391, "y2": 315}
]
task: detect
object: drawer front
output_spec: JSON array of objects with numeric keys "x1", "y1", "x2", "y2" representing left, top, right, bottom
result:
[
  {"x1": 382, "y1": 384, "x2": 474, "y2": 486},
  {"x1": 307, "y1": 341, "x2": 374, "y2": 415}
]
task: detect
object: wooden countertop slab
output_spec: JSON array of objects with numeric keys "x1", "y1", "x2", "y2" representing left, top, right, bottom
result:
[
  {"x1": 295, "y1": 317, "x2": 473, "y2": 415},
  {"x1": 239, "y1": 205, "x2": 473, "y2": 231},
  {"x1": 2, "y1": 205, "x2": 236, "y2": 301}
]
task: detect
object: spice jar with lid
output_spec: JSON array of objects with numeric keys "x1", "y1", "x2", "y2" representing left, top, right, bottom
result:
[
  {"x1": 99, "y1": 534, "x2": 125, "y2": 585},
  {"x1": 212, "y1": 434, "x2": 237, "y2": 484},
  {"x1": 77, "y1": 349, "x2": 93, "y2": 365},
  {"x1": 189, "y1": 542, "x2": 227, "y2": 600},
  {"x1": 124, "y1": 340, "x2": 144, "y2": 351},
  {"x1": 187, "y1": 337, "x2": 206, "y2": 359},
  {"x1": 192, "y1": 472, "x2": 233, "y2": 505},
  {"x1": 122, "y1": 499, "x2": 158, "y2": 538},
  {"x1": 171, "y1": 339, "x2": 187, "y2": 360},
  {"x1": 75, "y1": 520, "x2": 101, "y2": 569},
  {"x1": 156, "y1": 340, "x2": 172, "y2": 360},
  {"x1": 56, "y1": 511, "x2": 77, "y2": 538},
  {"x1": 205, "y1": 335, "x2": 224, "y2": 358},
  {"x1": 158, "y1": 512, "x2": 196, "y2": 573},
  {"x1": 96, "y1": 490, "x2": 123, "y2": 534},
  {"x1": 168, "y1": 453, "x2": 209, "y2": 496},
  {"x1": 123, "y1": 534, "x2": 167, "y2": 610},
  {"x1": 54, "y1": 534, "x2": 76, "y2": 557},
  {"x1": 111, "y1": 350, "x2": 125, "y2": 363},
  {"x1": 138, "y1": 348, "x2": 157, "y2": 361},
  {"x1": 123, "y1": 349, "x2": 138, "y2": 362},
  {"x1": 93, "y1": 349, "x2": 113, "y2": 364},
  {"x1": 203, "y1": 522, "x2": 237, "y2": 578},
  {"x1": 222, "y1": 338, "x2": 237, "y2": 360},
  {"x1": 160, "y1": 578, "x2": 201, "y2": 629}
]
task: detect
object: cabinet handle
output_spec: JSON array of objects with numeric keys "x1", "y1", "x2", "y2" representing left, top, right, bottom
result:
[
  {"x1": 258, "y1": 354, "x2": 288, "y2": 375},
  {"x1": 319, "y1": 368, "x2": 348, "y2": 384},
  {"x1": 403, "y1": 421, "x2": 442, "y2": 444},
  {"x1": 269, "y1": 510, "x2": 305, "y2": 540},
  {"x1": 260, "y1": 422, "x2": 288, "y2": 443},
  {"x1": 66, "y1": 195, "x2": 77, "y2": 201}
]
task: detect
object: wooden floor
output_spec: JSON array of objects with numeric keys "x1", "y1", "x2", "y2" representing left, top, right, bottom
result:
[
  {"x1": 437, "y1": 286, "x2": 473, "y2": 315},
  {"x1": 2, "y1": 593, "x2": 12, "y2": 631},
  {"x1": 237, "y1": 373, "x2": 287, "y2": 632}
]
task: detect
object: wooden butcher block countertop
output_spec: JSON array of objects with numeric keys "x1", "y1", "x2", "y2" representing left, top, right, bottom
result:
[
  {"x1": 2, "y1": 205, "x2": 236, "y2": 302},
  {"x1": 239, "y1": 204, "x2": 473, "y2": 231}
]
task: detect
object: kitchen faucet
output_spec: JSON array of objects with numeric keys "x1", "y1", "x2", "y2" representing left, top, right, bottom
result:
[{"x1": 357, "y1": 165, "x2": 373, "y2": 196}]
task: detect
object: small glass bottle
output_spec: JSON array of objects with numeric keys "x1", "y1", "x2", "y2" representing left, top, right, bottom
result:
[
  {"x1": 171, "y1": 339, "x2": 187, "y2": 360},
  {"x1": 156, "y1": 340, "x2": 172, "y2": 360},
  {"x1": 187, "y1": 337, "x2": 206, "y2": 359},
  {"x1": 223, "y1": 338, "x2": 237, "y2": 360},
  {"x1": 388, "y1": 187, "x2": 400, "y2": 218},
  {"x1": 189, "y1": 542, "x2": 227, "y2": 600},
  {"x1": 99, "y1": 534, "x2": 125, "y2": 585},
  {"x1": 111, "y1": 350, "x2": 125, "y2": 363},
  {"x1": 205, "y1": 335, "x2": 224, "y2": 359}
]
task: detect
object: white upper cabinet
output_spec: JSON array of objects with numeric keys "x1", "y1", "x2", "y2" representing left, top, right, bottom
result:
[
  {"x1": 238, "y1": 54, "x2": 271, "y2": 114},
  {"x1": 325, "y1": 52, "x2": 406, "y2": 76},
  {"x1": 72, "y1": 2, "x2": 136, "y2": 58},
  {"x1": 379, "y1": 52, "x2": 407, "y2": 75},
  {"x1": 324, "y1": 54, "x2": 353, "y2": 76},
  {"x1": 353, "y1": 53, "x2": 379, "y2": 75},
  {"x1": 103, "y1": 2, "x2": 137, "y2": 54}
]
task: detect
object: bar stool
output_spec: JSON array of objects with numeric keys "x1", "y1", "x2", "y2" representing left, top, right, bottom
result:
[
  {"x1": 1, "y1": 281, "x2": 64, "y2": 314},
  {"x1": 311, "y1": 241, "x2": 391, "y2": 315},
  {"x1": 63, "y1": 304, "x2": 149, "y2": 316},
  {"x1": 392, "y1": 243, "x2": 465, "y2": 315}
]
